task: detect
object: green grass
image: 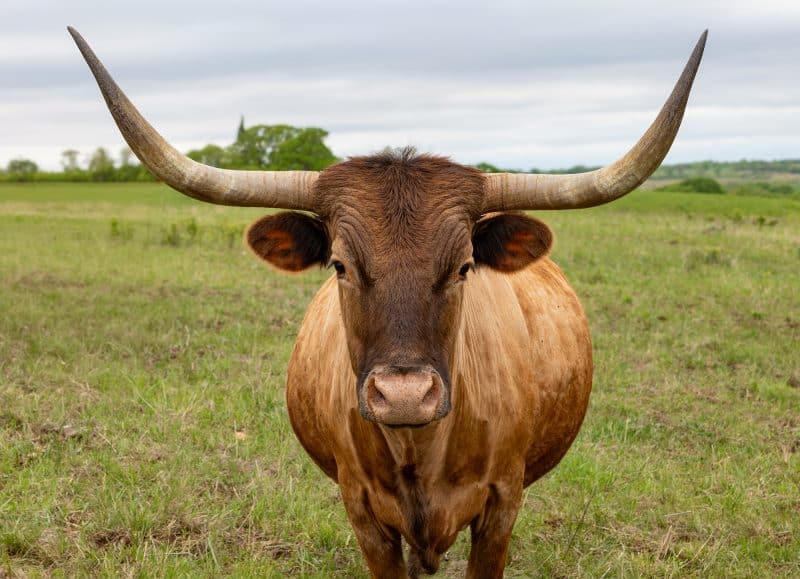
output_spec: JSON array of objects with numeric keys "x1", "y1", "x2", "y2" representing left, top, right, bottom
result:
[{"x1": 1, "y1": 183, "x2": 798, "y2": 577}]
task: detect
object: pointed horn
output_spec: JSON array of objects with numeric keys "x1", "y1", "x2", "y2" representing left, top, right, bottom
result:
[
  {"x1": 483, "y1": 30, "x2": 707, "y2": 212},
  {"x1": 68, "y1": 27, "x2": 318, "y2": 210}
]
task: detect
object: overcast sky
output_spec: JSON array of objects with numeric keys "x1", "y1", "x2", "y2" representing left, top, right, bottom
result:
[{"x1": 2, "y1": 0, "x2": 799, "y2": 171}]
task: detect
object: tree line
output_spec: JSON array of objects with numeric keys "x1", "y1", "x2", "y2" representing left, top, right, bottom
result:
[
  {"x1": 3, "y1": 120, "x2": 800, "y2": 187},
  {"x1": 0, "y1": 119, "x2": 338, "y2": 183},
  {"x1": 2, "y1": 147, "x2": 155, "y2": 183}
]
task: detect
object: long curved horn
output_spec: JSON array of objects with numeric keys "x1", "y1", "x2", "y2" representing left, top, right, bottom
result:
[
  {"x1": 68, "y1": 27, "x2": 318, "y2": 210},
  {"x1": 483, "y1": 30, "x2": 707, "y2": 212}
]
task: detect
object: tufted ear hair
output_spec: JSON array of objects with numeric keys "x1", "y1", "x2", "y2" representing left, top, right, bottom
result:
[
  {"x1": 246, "y1": 212, "x2": 329, "y2": 272},
  {"x1": 472, "y1": 213, "x2": 553, "y2": 272}
]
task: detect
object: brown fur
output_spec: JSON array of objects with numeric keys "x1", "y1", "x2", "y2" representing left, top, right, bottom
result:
[{"x1": 248, "y1": 150, "x2": 593, "y2": 577}]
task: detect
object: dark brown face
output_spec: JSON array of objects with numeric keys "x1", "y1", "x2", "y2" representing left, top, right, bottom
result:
[{"x1": 247, "y1": 150, "x2": 553, "y2": 427}]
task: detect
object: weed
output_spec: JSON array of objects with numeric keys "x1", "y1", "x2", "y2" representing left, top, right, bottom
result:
[
  {"x1": 109, "y1": 218, "x2": 134, "y2": 241},
  {"x1": 684, "y1": 247, "x2": 732, "y2": 270},
  {"x1": 161, "y1": 222, "x2": 182, "y2": 246}
]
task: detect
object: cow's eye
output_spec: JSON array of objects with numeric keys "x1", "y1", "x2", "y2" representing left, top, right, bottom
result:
[
  {"x1": 458, "y1": 262, "x2": 473, "y2": 279},
  {"x1": 331, "y1": 260, "x2": 346, "y2": 276}
]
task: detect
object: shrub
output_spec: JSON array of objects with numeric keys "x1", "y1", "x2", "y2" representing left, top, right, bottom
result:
[
  {"x1": 658, "y1": 177, "x2": 725, "y2": 194},
  {"x1": 5, "y1": 158, "x2": 39, "y2": 182},
  {"x1": 729, "y1": 181, "x2": 796, "y2": 197}
]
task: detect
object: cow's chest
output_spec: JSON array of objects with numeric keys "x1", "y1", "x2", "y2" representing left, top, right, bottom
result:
[{"x1": 356, "y1": 465, "x2": 493, "y2": 553}]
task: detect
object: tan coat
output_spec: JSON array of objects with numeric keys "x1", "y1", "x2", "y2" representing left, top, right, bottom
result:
[{"x1": 287, "y1": 258, "x2": 592, "y2": 578}]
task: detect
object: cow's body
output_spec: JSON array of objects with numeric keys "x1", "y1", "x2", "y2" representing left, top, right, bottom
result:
[{"x1": 287, "y1": 258, "x2": 592, "y2": 576}]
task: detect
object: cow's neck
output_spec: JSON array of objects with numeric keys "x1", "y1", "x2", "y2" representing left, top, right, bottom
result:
[{"x1": 378, "y1": 420, "x2": 449, "y2": 470}]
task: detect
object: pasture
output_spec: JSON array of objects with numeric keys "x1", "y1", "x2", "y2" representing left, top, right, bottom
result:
[{"x1": 1, "y1": 182, "x2": 798, "y2": 577}]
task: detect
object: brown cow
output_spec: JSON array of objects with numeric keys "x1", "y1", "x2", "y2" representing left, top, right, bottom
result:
[{"x1": 70, "y1": 27, "x2": 706, "y2": 577}]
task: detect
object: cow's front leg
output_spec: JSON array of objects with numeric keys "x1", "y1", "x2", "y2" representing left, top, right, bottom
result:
[
  {"x1": 466, "y1": 482, "x2": 522, "y2": 579},
  {"x1": 341, "y1": 484, "x2": 407, "y2": 578}
]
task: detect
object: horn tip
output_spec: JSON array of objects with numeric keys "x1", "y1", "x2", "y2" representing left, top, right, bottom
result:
[
  {"x1": 682, "y1": 30, "x2": 708, "y2": 81},
  {"x1": 67, "y1": 26, "x2": 86, "y2": 49},
  {"x1": 693, "y1": 30, "x2": 709, "y2": 57}
]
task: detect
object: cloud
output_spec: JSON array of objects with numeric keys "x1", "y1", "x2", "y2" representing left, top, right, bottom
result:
[{"x1": 2, "y1": 0, "x2": 799, "y2": 170}]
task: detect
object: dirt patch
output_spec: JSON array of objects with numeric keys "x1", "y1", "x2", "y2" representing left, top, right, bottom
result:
[
  {"x1": 544, "y1": 516, "x2": 565, "y2": 529},
  {"x1": 12, "y1": 271, "x2": 89, "y2": 291},
  {"x1": 444, "y1": 560, "x2": 468, "y2": 577},
  {"x1": 0, "y1": 412, "x2": 24, "y2": 430},
  {"x1": 149, "y1": 517, "x2": 209, "y2": 555},
  {"x1": 222, "y1": 525, "x2": 295, "y2": 560},
  {"x1": 92, "y1": 528, "x2": 132, "y2": 549},
  {"x1": 32, "y1": 422, "x2": 86, "y2": 442}
]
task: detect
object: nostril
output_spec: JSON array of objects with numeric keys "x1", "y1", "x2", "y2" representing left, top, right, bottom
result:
[
  {"x1": 367, "y1": 376, "x2": 388, "y2": 410},
  {"x1": 422, "y1": 382, "x2": 438, "y2": 405}
]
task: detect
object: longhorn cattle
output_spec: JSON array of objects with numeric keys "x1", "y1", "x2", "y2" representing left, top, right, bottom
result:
[{"x1": 70, "y1": 27, "x2": 706, "y2": 577}]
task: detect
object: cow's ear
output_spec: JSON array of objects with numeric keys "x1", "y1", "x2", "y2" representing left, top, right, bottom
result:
[
  {"x1": 246, "y1": 212, "x2": 329, "y2": 272},
  {"x1": 472, "y1": 213, "x2": 553, "y2": 272}
]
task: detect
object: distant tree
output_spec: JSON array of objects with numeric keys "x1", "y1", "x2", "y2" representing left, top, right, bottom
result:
[
  {"x1": 230, "y1": 123, "x2": 301, "y2": 168},
  {"x1": 61, "y1": 149, "x2": 81, "y2": 172},
  {"x1": 116, "y1": 146, "x2": 144, "y2": 181},
  {"x1": 553, "y1": 164, "x2": 600, "y2": 174},
  {"x1": 6, "y1": 158, "x2": 39, "y2": 182},
  {"x1": 119, "y1": 147, "x2": 135, "y2": 167},
  {"x1": 88, "y1": 147, "x2": 116, "y2": 181},
  {"x1": 474, "y1": 162, "x2": 502, "y2": 173},
  {"x1": 187, "y1": 144, "x2": 229, "y2": 168},
  {"x1": 269, "y1": 128, "x2": 338, "y2": 171},
  {"x1": 206, "y1": 119, "x2": 339, "y2": 170}
]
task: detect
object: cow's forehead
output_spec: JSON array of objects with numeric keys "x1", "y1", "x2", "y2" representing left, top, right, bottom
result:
[{"x1": 315, "y1": 150, "x2": 485, "y2": 224}]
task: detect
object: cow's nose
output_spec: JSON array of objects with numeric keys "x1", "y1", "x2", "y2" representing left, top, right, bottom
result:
[{"x1": 365, "y1": 366, "x2": 444, "y2": 426}]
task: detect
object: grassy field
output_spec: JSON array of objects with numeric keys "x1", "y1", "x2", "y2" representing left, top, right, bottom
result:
[{"x1": 1, "y1": 182, "x2": 798, "y2": 577}]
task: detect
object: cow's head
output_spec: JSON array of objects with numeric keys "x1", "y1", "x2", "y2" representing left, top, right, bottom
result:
[
  {"x1": 69, "y1": 27, "x2": 706, "y2": 427},
  {"x1": 245, "y1": 151, "x2": 554, "y2": 426}
]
